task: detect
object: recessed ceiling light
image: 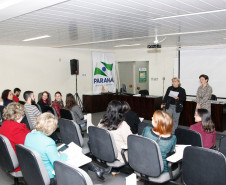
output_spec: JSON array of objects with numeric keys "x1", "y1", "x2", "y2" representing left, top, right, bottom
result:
[
  {"x1": 22, "y1": 35, "x2": 51, "y2": 42},
  {"x1": 114, "y1": 44, "x2": 141, "y2": 47},
  {"x1": 0, "y1": 0, "x2": 23, "y2": 10}
]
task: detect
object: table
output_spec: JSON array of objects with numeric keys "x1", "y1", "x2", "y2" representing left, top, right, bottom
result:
[{"x1": 83, "y1": 94, "x2": 162, "y2": 120}]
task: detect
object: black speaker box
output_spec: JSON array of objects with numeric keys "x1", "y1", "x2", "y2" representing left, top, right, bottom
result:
[{"x1": 70, "y1": 59, "x2": 79, "y2": 75}]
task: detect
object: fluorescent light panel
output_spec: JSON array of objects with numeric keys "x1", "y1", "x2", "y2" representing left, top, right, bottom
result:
[
  {"x1": 114, "y1": 44, "x2": 141, "y2": 47},
  {"x1": 23, "y1": 35, "x2": 51, "y2": 42},
  {"x1": 0, "y1": 0, "x2": 23, "y2": 10},
  {"x1": 152, "y1": 9, "x2": 226, "y2": 21}
]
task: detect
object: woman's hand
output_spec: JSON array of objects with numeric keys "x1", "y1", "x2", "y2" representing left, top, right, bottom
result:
[
  {"x1": 196, "y1": 104, "x2": 201, "y2": 109},
  {"x1": 174, "y1": 96, "x2": 179, "y2": 100},
  {"x1": 161, "y1": 104, "x2": 165, "y2": 109}
]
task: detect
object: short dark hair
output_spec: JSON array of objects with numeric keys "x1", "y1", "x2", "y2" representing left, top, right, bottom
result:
[
  {"x1": 199, "y1": 74, "x2": 209, "y2": 82},
  {"x1": 1, "y1": 89, "x2": 11, "y2": 101},
  {"x1": 55, "y1": 91, "x2": 62, "y2": 96},
  {"x1": 23, "y1": 91, "x2": 33, "y2": 101},
  {"x1": 14, "y1": 88, "x2": 21, "y2": 93},
  {"x1": 196, "y1": 109, "x2": 215, "y2": 133}
]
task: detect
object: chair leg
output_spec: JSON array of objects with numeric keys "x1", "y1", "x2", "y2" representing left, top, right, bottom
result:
[{"x1": 14, "y1": 177, "x2": 19, "y2": 185}]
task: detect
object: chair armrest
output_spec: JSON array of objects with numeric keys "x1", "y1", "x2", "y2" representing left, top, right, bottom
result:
[
  {"x1": 121, "y1": 148, "x2": 128, "y2": 165},
  {"x1": 167, "y1": 161, "x2": 182, "y2": 181}
]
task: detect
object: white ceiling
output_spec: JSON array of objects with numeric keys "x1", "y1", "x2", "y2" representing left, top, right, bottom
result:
[{"x1": 1, "y1": 0, "x2": 226, "y2": 49}]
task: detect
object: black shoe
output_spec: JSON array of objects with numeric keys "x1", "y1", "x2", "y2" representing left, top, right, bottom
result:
[
  {"x1": 88, "y1": 163, "x2": 105, "y2": 180},
  {"x1": 100, "y1": 166, "x2": 112, "y2": 175}
]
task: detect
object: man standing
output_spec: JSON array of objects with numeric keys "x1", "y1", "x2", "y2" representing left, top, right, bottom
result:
[
  {"x1": 23, "y1": 91, "x2": 41, "y2": 129},
  {"x1": 13, "y1": 88, "x2": 21, "y2": 102}
]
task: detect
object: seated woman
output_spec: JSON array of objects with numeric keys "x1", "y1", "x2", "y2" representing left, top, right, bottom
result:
[
  {"x1": 121, "y1": 101, "x2": 141, "y2": 134},
  {"x1": 25, "y1": 113, "x2": 110, "y2": 184},
  {"x1": 142, "y1": 110, "x2": 176, "y2": 173},
  {"x1": 51, "y1": 91, "x2": 64, "y2": 118},
  {"x1": 98, "y1": 100, "x2": 132, "y2": 164},
  {"x1": 38, "y1": 91, "x2": 51, "y2": 113},
  {"x1": 1, "y1": 89, "x2": 14, "y2": 107},
  {"x1": 0, "y1": 102, "x2": 30, "y2": 172},
  {"x1": 65, "y1": 93, "x2": 86, "y2": 128},
  {"x1": 190, "y1": 109, "x2": 216, "y2": 148}
]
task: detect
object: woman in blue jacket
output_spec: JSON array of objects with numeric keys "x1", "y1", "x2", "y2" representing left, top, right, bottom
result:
[{"x1": 25, "y1": 113, "x2": 110, "y2": 184}]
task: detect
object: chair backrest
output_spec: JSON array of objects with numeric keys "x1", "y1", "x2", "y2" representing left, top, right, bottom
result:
[
  {"x1": 175, "y1": 127, "x2": 203, "y2": 147},
  {"x1": 60, "y1": 109, "x2": 74, "y2": 120},
  {"x1": 182, "y1": 146, "x2": 226, "y2": 185},
  {"x1": 88, "y1": 126, "x2": 117, "y2": 162},
  {"x1": 58, "y1": 118, "x2": 83, "y2": 146},
  {"x1": 18, "y1": 101, "x2": 25, "y2": 105},
  {"x1": 139, "y1": 90, "x2": 149, "y2": 96},
  {"x1": 0, "y1": 134, "x2": 19, "y2": 172},
  {"x1": 128, "y1": 135, "x2": 163, "y2": 177},
  {"x1": 121, "y1": 84, "x2": 127, "y2": 93},
  {"x1": 24, "y1": 112, "x2": 34, "y2": 130},
  {"x1": 211, "y1": 94, "x2": 217, "y2": 101},
  {"x1": 34, "y1": 103, "x2": 42, "y2": 113},
  {"x1": 219, "y1": 136, "x2": 226, "y2": 157},
  {"x1": 46, "y1": 106, "x2": 58, "y2": 118},
  {"x1": 0, "y1": 105, "x2": 4, "y2": 122},
  {"x1": 54, "y1": 161, "x2": 93, "y2": 185},
  {"x1": 15, "y1": 144, "x2": 50, "y2": 185}
]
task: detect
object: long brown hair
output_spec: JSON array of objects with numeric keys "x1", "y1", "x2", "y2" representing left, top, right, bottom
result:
[
  {"x1": 39, "y1": 91, "x2": 50, "y2": 105},
  {"x1": 153, "y1": 110, "x2": 173, "y2": 135},
  {"x1": 65, "y1": 93, "x2": 77, "y2": 110}
]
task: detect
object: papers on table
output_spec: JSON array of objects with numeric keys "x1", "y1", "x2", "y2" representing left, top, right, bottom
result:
[
  {"x1": 166, "y1": 145, "x2": 190, "y2": 163},
  {"x1": 58, "y1": 142, "x2": 91, "y2": 167},
  {"x1": 168, "y1": 91, "x2": 179, "y2": 98}
]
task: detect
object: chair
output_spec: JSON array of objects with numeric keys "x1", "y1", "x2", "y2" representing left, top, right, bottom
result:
[
  {"x1": 24, "y1": 111, "x2": 35, "y2": 130},
  {"x1": 219, "y1": 136, "x2": 226, "y2": 157},
  {"x1": 211, "y1": 94, "x2": 217, "y2": 101},
  {"x1": 15, "y1": 144, "x2": 50, "y2": 185},
  {"x1": 46, "y1": 106, "x2": 58, "y2": 118},
  {"x1": 88, "y1": 126, "x2": 125, "y2": 168},
  {"x1": 182, "y1": 146, "x2": 226, "y2": 185},
  {"x1": 34, "y1": 103, "x2": 42, "y2": 113},
  {"x1": 175, "y1": 127, "x2": 203, "y2": 147},
  {"x1": 60, "y1": 108, "x2": 86, "y2": 132},
  {"x1": 0, "y1": 135, "x2": 23, "y2": 185},
  {"x1": 139, "y1": 89, "x2": 149, "y2": 96},
  {"x1": 18, "y1": 101, "x2": 25, "y2": 105},
  {"x1": 58, "y1": 118, "x2": 90, "y2": 154},
  {"x1": 120, "y1": 84, "x2": 127, "y2": 93},
  {"x1": 127, "y1": 135, "x2": 180, "y2": 184},
  {"x1": 54, "y1": 161, "x2": 93, "y2": 185}
]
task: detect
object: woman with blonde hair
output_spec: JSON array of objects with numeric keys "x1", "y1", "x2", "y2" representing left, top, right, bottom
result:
[
  {"x1": 25, "y1": 113, "x2": 110, "y2": 184},
  {"x1": 0, "y1": 102, "x2": 30, "y2": 172},
  {"x1": 142, "y1": 110, "x2": 176, "y2": 173},
  {"x1": 161, "y1": 77, "x2": 186, "y2": 133}
]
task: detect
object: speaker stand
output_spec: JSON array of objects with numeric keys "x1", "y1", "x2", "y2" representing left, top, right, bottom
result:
[{"x1": 75, "y1": 74, "x2": 86, "y2": 112}]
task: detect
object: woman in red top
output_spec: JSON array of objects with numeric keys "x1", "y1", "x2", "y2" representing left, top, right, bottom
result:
[
  {"x1": 0, "y1": 102, "x2": 30, "y2": 172},
  {"x1": 190, "y1": 109, "x2": 216, "y2": 148},
  {"x1": 51, "y1": 91, "x2": 64, "y2": 118}
]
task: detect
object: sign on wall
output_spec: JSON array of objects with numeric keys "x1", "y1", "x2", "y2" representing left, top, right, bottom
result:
[
  {"x1": 139, "y1": 68, "x2": 147, "y2": 82},
  {"x1": 92, "y1": 52, "x2": 116, "y2": 94}
]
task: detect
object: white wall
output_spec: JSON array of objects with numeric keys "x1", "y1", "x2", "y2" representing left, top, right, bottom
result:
[
  {"x1": 0, "y1": 45, "x2": 93, "y2": 101},
  {"x1": 115, "y1": 47, "x2": 178, "y2": 96},
  {"x1": 0, "y1": 45, "x2": 177, "y2": 101}
]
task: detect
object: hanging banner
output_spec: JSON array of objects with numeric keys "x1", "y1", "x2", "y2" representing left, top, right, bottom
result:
[{"x1": 92, "y1": 52, "x2": 116, "y2": 94}]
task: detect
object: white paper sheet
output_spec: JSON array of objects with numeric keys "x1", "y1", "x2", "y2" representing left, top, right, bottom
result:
[
  {"x1": 166, "y1": 145, "x2": 190, "y2": 163},
  {"x1": 168, "y1": 91, "x2": 179, "y2": 98}
]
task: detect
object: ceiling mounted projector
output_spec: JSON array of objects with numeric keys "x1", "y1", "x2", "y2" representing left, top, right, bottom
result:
[{"x1": 147, "y1": 44, "x2": 161, "y2": 48}]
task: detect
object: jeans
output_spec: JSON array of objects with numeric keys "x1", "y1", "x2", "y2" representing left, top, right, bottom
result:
[{"x1": 166, "y1": 104, "x2": 181, "y2": 133}]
